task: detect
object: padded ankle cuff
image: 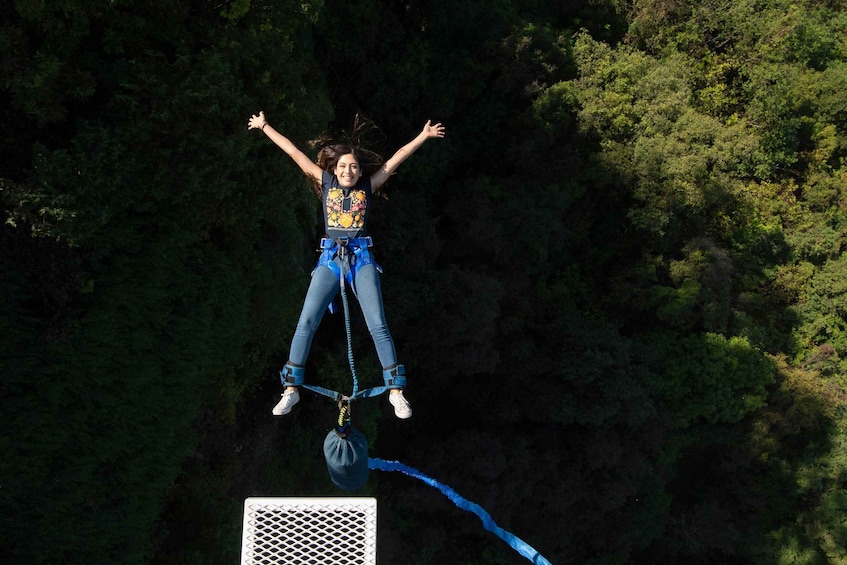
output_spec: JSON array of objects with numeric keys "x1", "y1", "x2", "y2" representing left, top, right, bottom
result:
[
  {"x1": 382, "y1": 365, "x2": 407, "y2": 389},
  {"x1": 280, "y1": 363, "x2": 305, "y2": 387}
]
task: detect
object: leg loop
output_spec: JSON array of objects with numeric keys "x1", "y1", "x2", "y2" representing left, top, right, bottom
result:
[
  {"x1": 382, "y1": 364, "x2": 407, "y2": 389},
  {"x1": 280, "y1": 362, "x2": 305, "y2": 387}
]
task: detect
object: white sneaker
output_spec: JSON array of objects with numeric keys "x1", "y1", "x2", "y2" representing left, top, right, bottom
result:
[
  {"x1": 388, "y1": 390, "x2": 412, "y2": 419},
  {"x1": 272, "y1": 389, "x2": 300, "y2": 416}
]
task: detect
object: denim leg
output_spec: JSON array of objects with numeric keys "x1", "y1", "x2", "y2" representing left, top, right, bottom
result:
[
  {"x1": 354, "y1": 263, "x2": 399, "y2": 368},
  {"x1": 288, "y1": 265, "x2": 339, "y2": 366}
]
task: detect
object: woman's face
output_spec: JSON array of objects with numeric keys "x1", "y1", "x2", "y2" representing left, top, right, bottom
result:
[{"x1": 334, "y1": 153, "x2": 362, "y2": 188}]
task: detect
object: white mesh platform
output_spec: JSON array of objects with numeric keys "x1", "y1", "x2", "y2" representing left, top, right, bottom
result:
[{"x1": 241, "y1": 497, "x2": 377, "y2": 564}]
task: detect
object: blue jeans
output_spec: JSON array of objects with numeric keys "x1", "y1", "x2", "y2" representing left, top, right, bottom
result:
[{"x1": 288, "y1": 260, "x2": 398, "y2": 369}]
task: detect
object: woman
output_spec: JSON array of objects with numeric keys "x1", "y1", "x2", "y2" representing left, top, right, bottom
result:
[{"x1": 247, "y1": 111, "x2": 445, "y2": 419}]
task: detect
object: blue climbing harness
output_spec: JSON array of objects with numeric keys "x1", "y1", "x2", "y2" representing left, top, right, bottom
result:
[
  {"x1": 317, "y1": 236, "x2": 380, "y2": 314},
  {"x1": 279, "y1": 236, "x2": 403, "y2": 403}
]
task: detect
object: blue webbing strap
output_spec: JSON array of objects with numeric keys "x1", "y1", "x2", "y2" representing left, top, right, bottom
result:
[
  {"x1": 301, "y1": 384, "x2": 390, "y2": 402},
  {"x1": 301, "y1": 384, "x2": 344, "y2": 401},
  {"x1": 382, "y1": 365, "x2": 407, "y2": 388},
  {"x1": 367, "y1": 458, "x2": 553, "y2": 565},
  {"x1": 280, "y1": 364, "x2": 305, "y2": 386},
  {"x1": 351, "y1": 386, "x2": 390, "y2": 400}
]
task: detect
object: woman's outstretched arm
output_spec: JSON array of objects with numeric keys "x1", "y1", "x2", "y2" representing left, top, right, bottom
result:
[
  {"x1": 370, "y1": 120, "x2": 445, "y2": 191},
  {"x1": 248, "y1": 111, "x2": 323, "y2": 181}
]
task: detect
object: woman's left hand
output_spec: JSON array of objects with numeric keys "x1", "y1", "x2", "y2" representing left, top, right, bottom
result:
[{"x1": 248, "y1": 111, "x2": 267, "y2": 130}]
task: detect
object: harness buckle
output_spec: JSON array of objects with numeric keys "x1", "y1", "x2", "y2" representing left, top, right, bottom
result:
[{"x1": 336, "y1": 237, "x2": 350, "y2": 259}]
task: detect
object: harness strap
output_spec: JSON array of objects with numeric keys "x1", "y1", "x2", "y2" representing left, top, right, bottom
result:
[
  {"x1": 317, "y1": 237, "x2": 379, "y2": 314},
  {"x1": 302, "y1": 384, "x2": 345, "y2": 401},
  {"x1": 302, "y1": 384, "x2": 392, "y2": 403},
  {"x1": 353, "y1": 386, "x2": 391, "y2": 399},
  {"x1": 383, "y1": 364, "x2": 407, "y2": 389},
  {"x1": 320, "y1": 236, "x2": 373, "y2": 249},
  {"x1": 279, "y1": 363, "x2": 305, "y2": 387}
]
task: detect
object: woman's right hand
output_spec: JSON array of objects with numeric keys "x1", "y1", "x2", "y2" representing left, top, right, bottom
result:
[
  {"x1": 248, "y1": 111, "x2": 267, "y2": 130},
  {"x1": 421, "y1": 120, "x2": 446, "y2": 139}
]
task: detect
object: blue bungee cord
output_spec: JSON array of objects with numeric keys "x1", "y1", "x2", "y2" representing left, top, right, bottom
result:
[
  {"x1": 339, "y1": 260, "x2": 359, "y2": 398},
  {"x1": 314, "y1": 240, "x2": 553, "y2": 563},
  {"x1": 368, "y1": 458, "x2": 553, "y2": 565}
]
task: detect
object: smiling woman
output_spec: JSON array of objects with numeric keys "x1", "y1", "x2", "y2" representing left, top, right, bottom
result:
[{"x1": 247, "y1": 111, "x2": 445, "y2": 420}]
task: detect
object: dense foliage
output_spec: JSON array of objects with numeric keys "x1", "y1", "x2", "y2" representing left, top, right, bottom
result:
[{"x1": 2, "y1": 0, "x2": 846, "y2": 563}]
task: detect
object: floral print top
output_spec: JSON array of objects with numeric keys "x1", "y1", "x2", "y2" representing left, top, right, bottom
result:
[{"x1": 321, "y1": 170, "x2": 372, "y2": 239}]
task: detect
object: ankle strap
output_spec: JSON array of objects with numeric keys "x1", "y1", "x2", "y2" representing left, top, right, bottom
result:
[
  {"x1": 280, "y1": 363, "x2": 305, "y2": 387},
  {"x1": 382, "y1": 365, "x2": 407, "y2": 389}
]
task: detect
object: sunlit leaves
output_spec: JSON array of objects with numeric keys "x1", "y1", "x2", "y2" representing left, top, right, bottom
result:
[
  {"x1": 796, "y1": 252, "x2": 847, "y2": 370},
  {"x1": 645, "y1": 331, "x2": 774, "y2": 428}
]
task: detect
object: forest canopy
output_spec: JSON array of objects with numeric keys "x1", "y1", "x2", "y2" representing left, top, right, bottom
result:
[{"x1": 2, "y1": 0, "x2": 847, "y2": 564}]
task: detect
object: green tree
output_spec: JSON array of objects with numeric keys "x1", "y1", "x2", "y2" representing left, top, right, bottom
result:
[{"x1": 1, "y1": 1, "x2": 332, "y2": 562}]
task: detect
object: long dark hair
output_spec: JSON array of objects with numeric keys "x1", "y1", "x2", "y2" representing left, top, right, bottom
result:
[{"x1": 306, "y1": 115, "x2": 386, "y2": 197}]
